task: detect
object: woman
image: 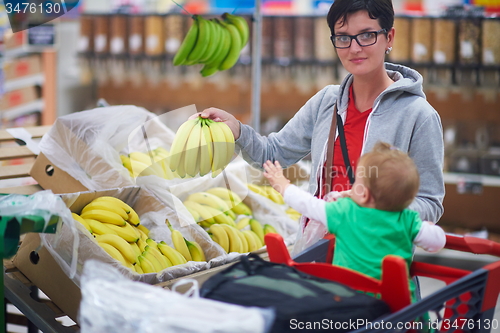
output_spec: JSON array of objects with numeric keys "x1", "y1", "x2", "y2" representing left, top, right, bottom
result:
[{"x1": 195, "y1": 0, "x2": 445, "y2": 253}]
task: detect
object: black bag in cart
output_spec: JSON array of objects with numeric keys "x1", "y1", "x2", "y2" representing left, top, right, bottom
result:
[{"x1": 200, "y1": 254, "x2": 390, "y2": 332}]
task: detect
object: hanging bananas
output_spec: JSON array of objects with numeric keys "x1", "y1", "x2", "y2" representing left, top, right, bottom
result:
[
  {"x1": 172, "y1": 13, "x2": 250, "y2": 77},
  {"x1": 169, "y1": 116, "x2": 235, "y2": 178}
]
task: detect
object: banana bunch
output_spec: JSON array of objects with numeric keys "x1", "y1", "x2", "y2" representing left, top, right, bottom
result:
[
  {"x1": 169, "y1": 116, "x2": 234, "y2": 178},
  {"x1": 247, "y1": 183, "x2": 285, "y2": 205},
  {"x1": 286, "y1": 207, "x2": 302, "y2": 222},
  {"x1": 173, "y1": 13, "x2": 249, "y2": 77},
  {"x1": 71, "y1": 196, "x2": 191, "y2": 274},
  {"x1": 167, "y1": 220, "x2": 206, "y2": 262},
  {"x1": 120, "y1": 147, "x2": 177, "y2": 180}
]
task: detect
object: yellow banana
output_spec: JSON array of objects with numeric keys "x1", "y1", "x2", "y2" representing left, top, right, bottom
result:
[
  {"x1": 183, "y1": 200, "x2": 216, "y2": 225},
  {"x1": 173, "y1": 16, "x2": 199, "y2": 66},
  {"x1": 225, "y1": 208, "x2": 236, "y2": 220},
  {"x1": 167, "y1": 221, "x2": 192, "y2": 262},
  {"x1": 81, "y1": 209, "x2": 127, "y2": 226},
  {"x1": 158, "y1": 241, "x2": 188, "y2": 266},
  {"x1": 72, "y1": 213, "x2": 92, "y2": 233},
  {"x1": 201, "y1": 119, "x2": 214, "y2": 173},
  {"x1": 187, "y1": 192, "x2": 230, "y2": 213},
  {"x1": 247, "y1": 183, "x2": 268, "y2": 197},
  {"x1": 231, "y1": 201, "x2": 252, "y2": 216},
  {"x1": 81, "y1": 201, "x2": 129, "y2": 220},
  {"x1": 186, "y1": 240, "x2": 206, "y2": 262},
  {"x1": 98, "y1": 242, "x2": 134, "y2": 270},
  {"x1": 198, "y1": 119, "x2": 212, "y2": 176},
  {"x1": 249, "y1": 219, "x2": 265, "y2": 245},
  {"x1": 263, "y1": 185, "x2": 285, "y2": 205},
  {"x1": 217, "y1": 121, "x2": 235, "y2": 166},
  {"x1": 136, "y1": 224, "x2": 150, "y2": 236},
  {"x1": 86, "y1": 218, "x2": 118, "y2": 236},
  {"x1": 220, "y1": 224, "x2": 243, "y2": 253},
  {"x1": 245, "y1": 229, "x2": 264, "y2": 248},
  {"x1": 185, "y1": 206, "x2": 201, "y2": 222},
  {"x1": 209, "y1": 223, "x2": 229, "y2": 253},
  {"x1": 95, "y1": 234, "x2": 137, "y2": 264},
  {"x1": 183, "y1": 119, "x2": 202, "y2": 177},
  {"x1": 129, "y1": 152, "x2": 164, "y2": 177},
  {"x1": 134, "y1": 263, "x2": 144, "y2": 274},
  {"x1": 153, "y1": 146, "x2": 170, "y2": 158},
  {"x1": 137, "y1": 238, "x2": 148, "y2": 252},
  {"x1": 143, "y1": 247, "x2": 163, "y2": 272},
  {"x1": 144, "y1": 246, "x2": 169, "y2": 271},
  {"x1": 146, "y1": 238, "x2": 172, "y2": 268},
  {"x1": 169, "y1": 119, "x2": 199, "y2": 174},
  {"x1": 236, "y1": 217, "x2": 251, "y2": 230},
  {"x1": 263, "y1": 224, "x2": 278, "y2": 236},
  {"x1": 91, "y1": 196, "x2": 140, "y2": 226},
  {"x1": 138, "y1": 254, "x2": 156, "y2": 274},
  {"x1": 206, "y1": 119, "x2": 227, "y2": 174},
  {"x1": 207, "y1": 187, "x2": 242, "y2": 205},
  {"x1": 130, "y1": 241, "x2": 142, "y2": 259},
  {"x1": 236, "y1": 230, "x2": 249, "y2": 253},
  {"x1": 242, "y1": 230, "x2": 259, "y2": 252},
  {"x1": 105, "y1": 222, "x2": 140, "y2": 243},
  {"x1": 203, "y1": 205, "x2": 235, "y2": 226}
]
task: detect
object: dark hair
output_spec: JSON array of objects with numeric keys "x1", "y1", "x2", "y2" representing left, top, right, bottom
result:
[{"x1": 327, "y1": 0, "x2": 394, "y2": 35}]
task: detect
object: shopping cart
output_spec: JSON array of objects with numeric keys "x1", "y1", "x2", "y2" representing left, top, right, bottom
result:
[{"x1": 265, "y1": 233, "x2": 500, "y2": 333}]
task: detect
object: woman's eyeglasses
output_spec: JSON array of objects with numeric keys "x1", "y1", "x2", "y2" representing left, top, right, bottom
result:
[{"x1": 330, "y1": 29, "x2": 387, "y2": 49}]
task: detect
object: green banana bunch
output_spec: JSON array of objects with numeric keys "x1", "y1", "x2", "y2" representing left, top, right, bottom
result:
[
  {"x1": 172, "y1": 13, "x2": 250, "y2": 77},
  {"x1": 169, "y1": 116, "x2": 235, "y2": 178}
]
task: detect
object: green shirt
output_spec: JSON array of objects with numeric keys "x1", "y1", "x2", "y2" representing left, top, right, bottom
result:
[{"x1": 326, "y1": 198, "x2": 422, "y2": 294}]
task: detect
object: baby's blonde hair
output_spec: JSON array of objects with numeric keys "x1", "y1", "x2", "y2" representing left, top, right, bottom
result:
[{"x1": 358, "y1": 142, "x2": 419, "y2": 211}]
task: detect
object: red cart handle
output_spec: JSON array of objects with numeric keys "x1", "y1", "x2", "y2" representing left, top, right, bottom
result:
[{"x1": 445, "y1": 234, "x2": 500, "y2": 257}]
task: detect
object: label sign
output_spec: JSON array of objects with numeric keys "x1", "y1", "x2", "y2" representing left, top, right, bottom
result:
[{"x1": 27, "y1": 24, "x2": 55, "y2": 46}]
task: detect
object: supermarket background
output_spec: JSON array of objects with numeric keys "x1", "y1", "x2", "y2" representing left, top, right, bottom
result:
[{"x1": 1, "y1": 0, "x2": 500, "y2": 331}]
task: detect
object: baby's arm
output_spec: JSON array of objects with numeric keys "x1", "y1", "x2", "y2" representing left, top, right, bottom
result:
[
  {"x1": 263, "y1": 160, "x2": 327, "y2": 224},
  {"x1": 413, "y1": 222, "x2": 446, "y2": 252}
]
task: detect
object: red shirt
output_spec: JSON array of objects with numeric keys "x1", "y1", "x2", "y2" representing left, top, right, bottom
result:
[{"x1": 325, "y1": 85, "x2": 373, "y2": 194}]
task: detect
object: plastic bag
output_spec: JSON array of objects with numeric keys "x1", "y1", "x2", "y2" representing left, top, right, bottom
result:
[
  {"x1": 37, "y1": 104, "x2": 178, "y2": 191},
  {"x1": 40, "y1": 186, "x2": 224, "y2": 286},
  {"x1": 79, "y1": 260, "x2": 275, "y2": 333}
]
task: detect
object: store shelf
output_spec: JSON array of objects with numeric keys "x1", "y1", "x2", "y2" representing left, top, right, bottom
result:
[
  {"x1": 1, "y1": 99, "x2": 44, "y2": 121},
  {"x1": 3, "y1": 73, "x2": 45, "y2": 92},
  {"x1": 443, "y1": 172, "x2": 500, "y2": 187}
]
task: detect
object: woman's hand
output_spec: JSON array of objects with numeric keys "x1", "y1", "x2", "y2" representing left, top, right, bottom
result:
[
  {"x1": 263, "y1": 160, "x2": 291, "y2": 196},
  {"x1": 189, "y1": 107, "x2": 241, "y2": 140}
]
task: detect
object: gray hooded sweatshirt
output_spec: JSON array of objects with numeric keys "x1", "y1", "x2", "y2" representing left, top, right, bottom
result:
[{"x1": 236, "y1": 63, "x2": 445, "y2": 223}]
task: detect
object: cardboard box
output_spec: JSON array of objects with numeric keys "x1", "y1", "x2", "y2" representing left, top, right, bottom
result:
[
  {"x1": 13, "y1": 233, "x2": 82, "y2": 323},
  {"x1": 0, "y1": 86, "x2": 39, "y2": 110},
  {"x1": 13, "y1": 186, "x2": 214, "y2": 324},
  {"x1": 3, "y1": 55, "x2": 43, "y2": 81},
  {"x1": 29, "y1": 152, "x2": 89, "y2": 194}
]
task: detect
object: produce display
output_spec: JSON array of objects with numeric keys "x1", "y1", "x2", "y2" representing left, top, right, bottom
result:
[
  {"x1": 182, "y1": 187, "x2": 281, "y2": 253},
  {"x1": 173, "y1": 13, "x2": 249, "y2": 77},
  {"x1": 71, "y1": 196, "x2": 201, "y2": 274},
  {"x1": 120, "y1": 147, "x2": 177, "y2": 179},
  {"x1": 169, "y1": 116, "x2": 235, "y2": 178},
  {"x1": 247, "y1": 183, "x2": 302, "y2": 221}
]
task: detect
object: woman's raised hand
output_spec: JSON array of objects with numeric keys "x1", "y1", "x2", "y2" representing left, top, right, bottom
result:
[{"x1": 189, "y1": 107, "x2": 241, "y2": 140}]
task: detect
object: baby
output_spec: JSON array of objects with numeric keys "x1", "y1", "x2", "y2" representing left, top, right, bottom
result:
[{"x1": 263, "y1": 141, "x2": 446, "y2": 295}]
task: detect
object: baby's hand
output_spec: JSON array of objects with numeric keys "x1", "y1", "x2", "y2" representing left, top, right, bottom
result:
[
  {"x1": 263, "y1": 160, "x2": 290, "y2": 196},
  {"x1": 324, "y1": 190, "x2": 351, "y2": 202}
]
